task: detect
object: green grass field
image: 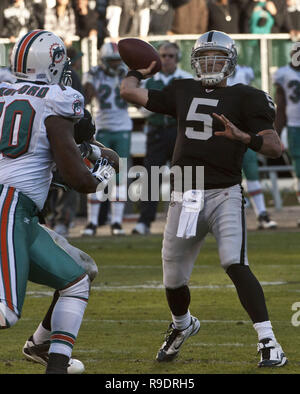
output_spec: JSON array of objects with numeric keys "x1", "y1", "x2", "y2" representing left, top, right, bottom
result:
[{"x1": 1, "y1": 230, "x2": 300, "y2": 374}]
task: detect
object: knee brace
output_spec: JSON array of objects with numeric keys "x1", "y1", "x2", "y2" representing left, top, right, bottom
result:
[
  {"x1": 59, "y1": 275, "x2": 90, "y2": 301},
  {"x1": 0, "y1": 302, "x2": 19, "y2": 329}
]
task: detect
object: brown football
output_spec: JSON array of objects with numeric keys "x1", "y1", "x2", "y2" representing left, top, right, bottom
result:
[
  {"x1": 118, "y1": 38, "x2": 161, "y2": 74},
  {"x1": 100, "y1": 147, "x2": 120, "y2": 173}
]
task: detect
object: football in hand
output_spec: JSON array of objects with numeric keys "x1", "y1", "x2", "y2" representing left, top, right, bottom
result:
[
  {"x1": 117, "y1": 38, "x2": 161, "y2": 74},
  {"x1": 100, "y1": 146, "x2": 120, "y2": 173}
]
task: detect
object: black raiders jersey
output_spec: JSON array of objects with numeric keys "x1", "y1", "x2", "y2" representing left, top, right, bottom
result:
[{"x1": 145, "y1": 81, "x2": 275, "y2": 190}]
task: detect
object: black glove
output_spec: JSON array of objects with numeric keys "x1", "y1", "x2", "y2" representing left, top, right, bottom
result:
[{"x1": 78, "y1": 141, "x2": 93, "y2": 159}]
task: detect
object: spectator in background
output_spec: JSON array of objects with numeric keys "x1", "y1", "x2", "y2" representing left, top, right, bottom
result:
[
  {"x1": 33, "y1": 0, "x2": 47, "y2": 29},
  {"x1": 0, "y1": 1, "x2": 8, "y2": 31},
  {"x1": 2, "y1": 0, "x2": 39, "y2": 42},
  {"x1": 207, "y1": 0, "x2": 243, "y2": 33},
  {"x1": 44, "y1": 0, "x2": 77, "y2": 46},
  {"x1": 268, "y1": 0, "x2": 293, "y2": 33},
  {"x1": 67, "y1": 46, "x2": 84, "y2": 93},
  {"x1": 170, "y1": 0, "x2": 208, "y2": 34},
  {"x1": 73, "y1": 0, "x2": 98, "y2": 40},
  {"x1": 243, "y1": 0, "x2": 294, "y2": 35},
  {"x1": 246, "y1": 0, "x2": 276, "y2": 33},
  {"x1": 106, "y1": 0, "x2": 150, "y2": 39},
  {"x1": 286, "y1": 0, "x2": 300, "y2": 38},
  {"x1": 95, "y1": 0, "x2": 109, "y2": 48},
  {"x1": 149, "y1": 0, "x2": 175, "y2": 35}
]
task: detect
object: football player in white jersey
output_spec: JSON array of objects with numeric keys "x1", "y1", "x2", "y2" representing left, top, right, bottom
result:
[
  {"x1": 273, "y1": 45, "x2": 300, "y2": 225},
  {"x1": 228, "y1": 66, "x2": 278, "y2": 230},
  {"x1": 22, "y1": 109, "x2": 109, "y2": 374},
  {"x1": 81, "y1": 42, "x2": 132, "y2": 236},
  {"x1": 0, "y1": 30, "x2": 117, "y2": 374}
]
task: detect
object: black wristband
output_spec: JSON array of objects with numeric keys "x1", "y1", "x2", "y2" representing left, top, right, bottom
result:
[
  {"x1": 248, "y1": 134, "x2": 263, "y2": 152},
  {"x1": 126, "y1": 70, "x2": 143, "y2": 81}
]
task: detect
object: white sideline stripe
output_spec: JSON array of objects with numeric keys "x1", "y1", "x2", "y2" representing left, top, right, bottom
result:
[
  {"x1": 21, "y1": 317, "x2": 251, "y2": 324},
  {"x1": 88, "y1": 319, "x2": 252, "y2": 324},
  {"x1": 99, "y1": 265, "x2": 212, "y2": 269},
  {"x1": 191, "y1": 342, "x2": 255, "y2": 347},
  {"x1": 100, "y1": 264, "x2": 299, "y2": 269},
  {"x1": 91, "y1": 281, "x2": 287, "y2": 291},
  {"x1": 25, "y1": 281, "x2": 287, "y2": 297},
  {"x1": 26, "y1": 291, "x2": 54, "y2": 297},
  {"x1": 22, "y1": 317, "x2": 282, "y2": 326},
  {"x1": 22, "y1": 317, "x2": 286, "y2": 325}
]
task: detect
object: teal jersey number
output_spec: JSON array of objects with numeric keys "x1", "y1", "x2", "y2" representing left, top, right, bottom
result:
[
  {"x1": 0, "y1": 99, "x2": 35, "y2": 158},
  {"x1": 288, "y1": 80, "x2": 300, "y2": 103},
  {"x1": 98, "y1": 84, "x2": 127, "y2": 109}
]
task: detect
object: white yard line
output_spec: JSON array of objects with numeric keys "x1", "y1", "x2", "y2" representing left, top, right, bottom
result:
[{"x1": 26, "y1": 280, "x2": 288, "y2": 298}]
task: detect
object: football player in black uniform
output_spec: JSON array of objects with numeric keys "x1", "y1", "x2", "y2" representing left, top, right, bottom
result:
[{"x1": 121, "y1": 30, "x2": 287, "y2": 367}]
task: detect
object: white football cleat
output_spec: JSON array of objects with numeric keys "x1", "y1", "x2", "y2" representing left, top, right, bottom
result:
[
  {"x1": 81, "y1": 222, "x2": 97, "y2": 236},
  {"x1": 132, "y1": 222, "x2": 150, "y2": 235},
  {"x1": 111, "y1": 222, "x2": 125, "y2": 235},
  {"x1": 257, "y1": 338, "x2": 287, "y2": 367},
  {"x1": 257, "y1": 212, "x2": 277, "y2": 230},
  {"x1": 23, "y1": 336, "x2": 85, "y2": 374},
  {"x1": 156, "y1": 316, "x2": 200, "y2": 362}
]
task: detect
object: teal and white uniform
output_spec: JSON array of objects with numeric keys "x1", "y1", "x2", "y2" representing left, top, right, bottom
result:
[
  {"x1": 273, "y1": 64, "x2": 300, "y2": 177},
  {"x1": 82, "y1": 66, "x2": 132, "y2": 159},
  {"x1": 0, "y1": 81, "x2": 85, "y2": 318}
]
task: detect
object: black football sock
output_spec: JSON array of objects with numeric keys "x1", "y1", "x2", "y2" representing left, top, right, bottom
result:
[
  {"x1": 226, "y1": 264, "x2": 269, "y2": 323},
  {"x1": 42, "y1": 290, "x2": 60, "y2": 330},
  {"x1": 165, "y1": 285, "x2": 191, "y2": 316},
  {"x1": 45, "y1": 353, "x2": 69, "y2": 374}
]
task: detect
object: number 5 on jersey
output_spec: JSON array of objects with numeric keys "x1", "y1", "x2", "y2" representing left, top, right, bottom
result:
[{"x1": 185, "y1": 98, "x2": 219, "y2": 140}]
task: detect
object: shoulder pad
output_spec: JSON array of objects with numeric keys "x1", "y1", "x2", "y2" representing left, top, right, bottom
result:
[{"x1": 45, "y1": 85, "x2": 84, "y2": 120}]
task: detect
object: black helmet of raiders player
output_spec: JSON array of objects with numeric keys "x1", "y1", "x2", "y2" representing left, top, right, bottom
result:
[
  {"x1": 191, "y1": 30, "x2": 237, "y2": 86},
  {"x1": 74, "y1": 108, "x2": 96, "y2": 144}
]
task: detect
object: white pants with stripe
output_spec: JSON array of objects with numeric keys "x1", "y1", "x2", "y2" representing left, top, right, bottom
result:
[{"x1": 162, "y1": 184, "x2": 249, "y2": 289}]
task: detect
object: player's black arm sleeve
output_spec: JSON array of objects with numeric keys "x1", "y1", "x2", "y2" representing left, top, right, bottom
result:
[
  {"x1": 145, "y1": 83, "x2": 177, "y2": 117},
  {"x1": 242, "y1": 88, "x2": 282, "y2": 158}
]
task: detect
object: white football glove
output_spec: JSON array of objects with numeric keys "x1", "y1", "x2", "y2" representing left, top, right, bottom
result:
[{"x1": 91, "y1": 157, "x2": 115, "y2": 186}]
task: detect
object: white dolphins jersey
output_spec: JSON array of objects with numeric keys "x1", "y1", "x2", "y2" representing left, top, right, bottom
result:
[
  {"x1": 227, "y1": 65, "x2": 254, "y2": 86},
  {"x1": 273, "y1": 65, "x2": 300, "y2": 127},
  {"x1": 82, "y1": 66, "x2": 132, "y2": 131},
  {"x1": 0, "y1": 81, "x2": 84, "y2": 210}
]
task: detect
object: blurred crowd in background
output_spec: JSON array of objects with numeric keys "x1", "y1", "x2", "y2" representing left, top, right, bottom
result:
[{"x1": 0, "y1": 0, "x2": 300, "y2": 49}]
